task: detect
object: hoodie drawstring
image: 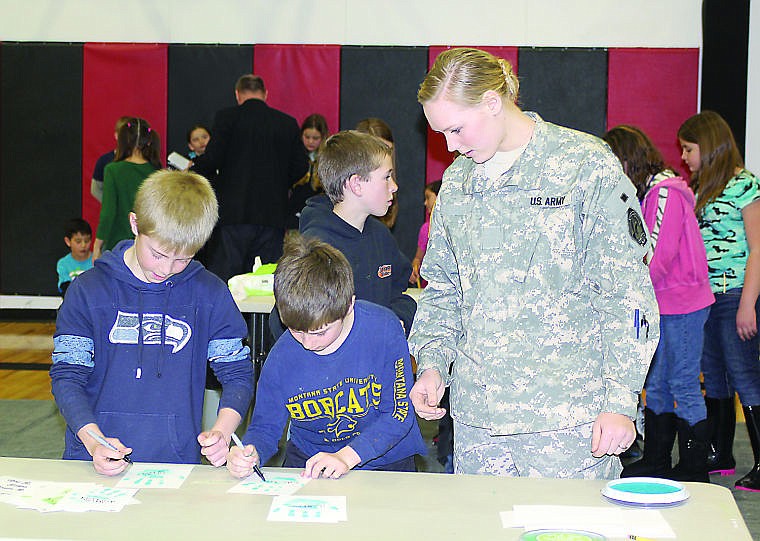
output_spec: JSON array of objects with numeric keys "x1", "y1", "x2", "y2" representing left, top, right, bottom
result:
[
  {"x1": 136, "y1": 290, "x2": 144, "y2": 379},
  {"x1": 157, "y1": 281, "x2": 173, "y2": 378}
]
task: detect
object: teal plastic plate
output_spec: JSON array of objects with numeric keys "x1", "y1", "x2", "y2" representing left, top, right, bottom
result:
[
  {"x1": 519, "y1": 530, "x2": 606, "y2": 541},
  {"x1": 602, "y1": 476, "x2": 689, "y2": 505}
]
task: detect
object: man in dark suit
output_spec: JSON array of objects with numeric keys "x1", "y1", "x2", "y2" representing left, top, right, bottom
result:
[{"x1": 195, "y1": 74, "x2": 308, "y2": 282}]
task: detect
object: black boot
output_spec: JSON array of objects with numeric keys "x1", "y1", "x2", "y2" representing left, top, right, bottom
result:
[
  {"x1": 621, "y1": 409, "x2": 676, "y2": 478},
  {"x1": 620, "y1": 402, "x2": 645, "y2": 462},
  {"x1": 705, "y1": 397, "x2": 736, "y2": 475},
  {"x1": 620, "y1": 436, "x2": 643, "y2": 462},
  {"x1": 671, "y1": 419, "x2": 710, "y2": 483},
  {"x1": 735, "y1": 405, "x2": 760, "y2": 492}
]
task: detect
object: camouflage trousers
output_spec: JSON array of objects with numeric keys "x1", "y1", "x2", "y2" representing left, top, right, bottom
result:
[{"x1": 453, "y1": 419, "x2": 622, "y2": 479}]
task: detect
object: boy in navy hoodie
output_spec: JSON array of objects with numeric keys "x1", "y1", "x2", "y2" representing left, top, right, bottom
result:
[
  {"x1": 51, "y1": 170, "x2": 254, "y2": 476},
  {"x1": 227, "y1": 234, "x2": 425, "y2": 479},
  {"x1": 271, "y1": 130, "x2": 415, "y2": 342}
]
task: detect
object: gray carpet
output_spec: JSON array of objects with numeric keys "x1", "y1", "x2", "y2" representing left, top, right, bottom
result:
[
  {"x1": 0, "y1": 400, "x2": 66, "y2": 458},
  {"x1": 1, "y1": 400, "x2": 757, "y2": 539}
]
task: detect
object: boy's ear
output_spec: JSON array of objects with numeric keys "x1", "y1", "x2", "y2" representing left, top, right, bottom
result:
[
  {"x1": 64, "y1": 236, "x2": 72, "y2": 248},
  {"x1": 346, "y1": 174, "x2": 363, "y2": 197},
  {"x1": 128, "y1": 212, "x2": 139, "y2": 236}
]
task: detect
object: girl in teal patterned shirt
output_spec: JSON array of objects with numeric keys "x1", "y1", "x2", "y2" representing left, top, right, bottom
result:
[{"x1": 678, "y1": 110, "x2": 760, "y2": 492}]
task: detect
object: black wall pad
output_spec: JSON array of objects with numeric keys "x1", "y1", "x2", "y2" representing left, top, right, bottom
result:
[
  {"x1": 340, "y1": 46, "x2": 429, "y2": 260},
  {"x1": 701, "y1": 0, "x2": 749, "y2": 155},
  {"x1": 167, "y1": 45, "x2": 254, "y2": 159},
  {"x1": 517, "y1": 48, "x2": 608, "y2": 137},
  {"x1": 1, "y1": 43, "x2": 83, "y2": 295}
]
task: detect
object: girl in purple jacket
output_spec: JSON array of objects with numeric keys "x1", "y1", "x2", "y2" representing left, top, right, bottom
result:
[{"x1": 604, "y1": 125, "x2": 714, "y2": 482}]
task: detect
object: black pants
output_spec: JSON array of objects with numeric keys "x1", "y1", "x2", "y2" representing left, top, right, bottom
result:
[{"x1": 205, "y1": 224, "x2": 284, "y2": 283}]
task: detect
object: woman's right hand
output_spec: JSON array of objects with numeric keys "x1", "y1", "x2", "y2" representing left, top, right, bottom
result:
[{"x1": 409, "y1": 368, "x2": 447, "y2": 420}]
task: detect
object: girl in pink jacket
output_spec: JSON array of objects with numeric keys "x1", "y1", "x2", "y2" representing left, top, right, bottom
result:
[{"x1": 604, "y1": 125, "x2": 714, "y2": 482}]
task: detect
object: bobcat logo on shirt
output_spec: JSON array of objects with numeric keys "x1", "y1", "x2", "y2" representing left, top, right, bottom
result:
[
  {"x1": 377, "y1": 264, "x2": 392, "y2": 278},
  {"x1": 109, "y1": 311, "x2": 192, "y2": 353},
  {"x1": 286, "y1": 375, "x2": 383, "y2": 439}
]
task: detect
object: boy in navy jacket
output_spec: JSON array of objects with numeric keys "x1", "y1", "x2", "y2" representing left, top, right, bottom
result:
[
  {"x1": 227, "y1": 234, "x2": 425, "y2": 479},
  {"x1": 270, "y1": 130, "x2": 416, "y2": 341},
  {"x1": 51, "y1": 170, "x2": 254, "y2": 475}
]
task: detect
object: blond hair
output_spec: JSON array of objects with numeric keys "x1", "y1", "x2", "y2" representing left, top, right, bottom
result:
[
  {"x1": 418, "y1": 47, "x2": 519, "y2": 106},
  {"x1": 274, "y1": 233, "x2": 354, "y2": 331},
  {"x1": 133, "y1": 170, "x2": 218, "y2": 255},
  {"x1": 317, "y1": 130, "x2": 391, "y2": 204}
]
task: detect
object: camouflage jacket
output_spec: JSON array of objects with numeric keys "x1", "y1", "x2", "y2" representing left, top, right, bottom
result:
[{"x1": 409, "y1": 113, "x2": 659, "y2": 435}]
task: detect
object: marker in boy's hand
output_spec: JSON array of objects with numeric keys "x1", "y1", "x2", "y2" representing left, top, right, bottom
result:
[
  {"x1": 226, "y1": 439, "x2": 262, "y2": 479},
  {"x1": 81, "y1": 426, "x2": 132, "y2": 476}
]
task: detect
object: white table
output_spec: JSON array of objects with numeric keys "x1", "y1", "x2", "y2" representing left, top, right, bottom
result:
[
  {"x1": 0, "y1": 457, "x2": 751, "y2": 540},
  {"x1": 0, "y1": 294, "x2": 62, "y2": 310},
  {"x1": 234, "y1": 288, "x2": 422, "y2": 367},
  {"x1": 235, "y1": 287, "x2": 421, "y2": 315}
]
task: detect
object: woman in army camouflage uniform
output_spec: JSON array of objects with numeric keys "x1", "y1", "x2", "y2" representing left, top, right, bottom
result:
[{"x1": 407, "y1": 48, "x2": 659, "y2": 478}]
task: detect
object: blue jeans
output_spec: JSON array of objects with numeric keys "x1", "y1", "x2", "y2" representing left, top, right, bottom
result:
[
  {"x1": 702, "y1": 288, "x2": 760, "y2": 405},
  {"x1": 645, "y1": 306, "x2": 710, "y2": 425}
]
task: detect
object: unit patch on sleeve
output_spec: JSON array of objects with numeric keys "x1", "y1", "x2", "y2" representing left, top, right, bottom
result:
[{"x1": 627, "y1": 208, "x2": 648, "y2": 247}]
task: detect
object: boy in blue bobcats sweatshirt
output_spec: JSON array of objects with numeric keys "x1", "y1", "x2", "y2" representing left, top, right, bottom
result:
[
  {"x1": 50, "y1": 170, "x2": 254, "y2": 476},
  {"x1": 227, "y1": 234, "x2": 425, "y2": 479}
]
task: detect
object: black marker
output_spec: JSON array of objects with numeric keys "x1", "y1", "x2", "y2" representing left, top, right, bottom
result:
[
  {"x1": 231, "y1": 433, "x2": 266, "y2": 482},
  {"x1": 86, "y1": 428, "x2": 132, "y2": 463}
]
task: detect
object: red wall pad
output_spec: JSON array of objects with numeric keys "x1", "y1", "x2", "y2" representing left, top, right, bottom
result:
[
  {"x1": 607, "y1": 48, "x2": 699, "y2": 179},
  {"x1": 253, "y1": 44, "x2": 341, "y2": 132},
  {"x1": 82, "y1": 43, "x2": 168, "y2": 234},
  {"x1": 425, "y1": 46, "x2": 519, "y2": 184}
]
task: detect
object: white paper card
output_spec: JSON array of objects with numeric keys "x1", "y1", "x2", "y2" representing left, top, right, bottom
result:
[
  {"x1": 501, "y1": 504, "x2": 676, "y2": 539},
  {"x1": 115, "y1": 463, "x2": 194, "y2": 489},
  {"x1": 267, "y1": 495, "x2": 347, "y2": 523},
  {"x1": 0, "y1": 477, "x2": 138, "y2": 513},
  {"x1": 228, "y1": 473, "x2": 310, "y2": 496}
]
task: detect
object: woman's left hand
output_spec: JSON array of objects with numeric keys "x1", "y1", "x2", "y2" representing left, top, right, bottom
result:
[{"x1": 591, "y1": 412, "x2": 636, "y2": 457}]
